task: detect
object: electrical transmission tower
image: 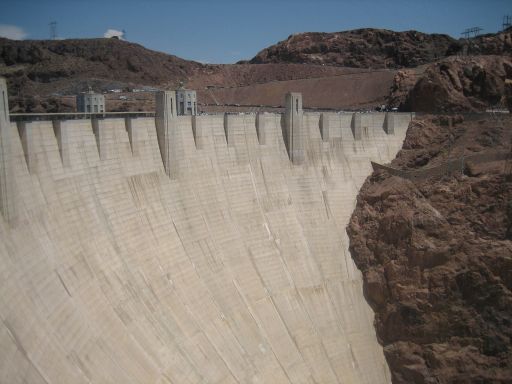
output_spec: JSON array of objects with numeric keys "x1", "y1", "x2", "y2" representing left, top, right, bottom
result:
[
  {"x1": 49, "y1": 21, "x2": 57, "y2": 40},
  {"x1": 460, "y1": 27, "x2": 483, "y2": 56},
  {"x1": 503, "y1": 15, "x2": 512, "y2": 31},
  {"x1": 461, "y1": 27, "x2": 483, "y2": 39}
]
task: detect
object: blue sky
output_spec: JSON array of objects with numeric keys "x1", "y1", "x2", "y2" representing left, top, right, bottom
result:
[{"x1": 0, "y1": 0, "x2": 510, "y2": 64}]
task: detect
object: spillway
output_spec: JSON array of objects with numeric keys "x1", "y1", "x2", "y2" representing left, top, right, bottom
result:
[{"x1": 0, "y1": 79, "x2": 412, "y2": 383}]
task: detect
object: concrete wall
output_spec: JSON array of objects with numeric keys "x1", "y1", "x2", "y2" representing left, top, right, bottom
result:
[{"x1": 0, "y1": 104, "x2": 412, "y2": 383}]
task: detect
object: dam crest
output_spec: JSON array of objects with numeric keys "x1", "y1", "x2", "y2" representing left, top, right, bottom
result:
[{"x1": 0, "y1": 77, "x2": 413, "y2": 383}]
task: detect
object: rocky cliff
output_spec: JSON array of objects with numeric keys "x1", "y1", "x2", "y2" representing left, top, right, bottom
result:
[{"x1": 348, "y1": 115, "x2": 512, "y2": 383}]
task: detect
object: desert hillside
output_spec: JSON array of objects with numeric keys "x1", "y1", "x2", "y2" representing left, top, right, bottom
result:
[
  {"x1": 1, "y1": 28, "x2": 511, "y2": 113},
  {"x1": 0, "y1": 37, "x2": 396, "y2": 112},
  {"x1": 0, "y1": 37, "x2": 201, "y2": 93}
]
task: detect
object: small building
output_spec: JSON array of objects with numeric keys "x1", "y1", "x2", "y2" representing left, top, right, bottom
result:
[
  {"x1": 76, "y1": 88, "x2": 105, "y2": 113},
  {"x1": 176, "y1": 88, "x2": 197, "y2": 116}
]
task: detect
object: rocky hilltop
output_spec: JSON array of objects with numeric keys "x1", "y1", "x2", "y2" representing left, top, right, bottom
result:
[
  {"x1": 0, "y1": 37, "x2": 202, "y2": 94},
  {"x1": 348, "y1": 115, "x2": 512, "y2": 383},
  {"x1": 247, "y1": 28, "x2": 455, "y2": 68},
  {"x1": 247, "y1": 28, "x2": 512, "y2": 69}
]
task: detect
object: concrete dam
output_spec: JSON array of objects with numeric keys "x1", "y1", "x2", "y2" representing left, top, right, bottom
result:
[{"x1": 0, "y1": 78, "x2": 413, "y2": 384}]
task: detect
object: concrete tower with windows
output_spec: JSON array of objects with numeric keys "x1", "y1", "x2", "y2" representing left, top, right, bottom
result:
[
  {"x1": 176, "y1": 88, "x2": 197, "y2": 115},
  {"x1": 76, "y1": 87, "x2": 105, "y2": 113}
]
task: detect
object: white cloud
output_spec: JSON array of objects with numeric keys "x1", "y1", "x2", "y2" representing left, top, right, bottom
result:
[
  {"x1": 0, "y1": 24, "x2": 28, "y2": 40},
  {"x1": 104, "y1": 29, "x2": 124, "y2": 40}
]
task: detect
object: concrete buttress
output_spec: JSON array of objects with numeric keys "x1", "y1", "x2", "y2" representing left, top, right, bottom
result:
[
  {"x1": 283, "y1": 92, "x2": 304, "y2": 164},
  {"x1": 0, "y1": 77, "x2": 14, "y2": 221},
  {"x1": 155, "y1": 90, "x2": 178, "y2": 178},
  {"x1": 384, "y1": 112, "x2": 395, "y2": 134},
  {"x1": 320, "y1": 113, "x2": 331, "y2": 141}
]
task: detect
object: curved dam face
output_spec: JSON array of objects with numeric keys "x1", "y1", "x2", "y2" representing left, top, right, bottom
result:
[{"x1": 0, "y1": 83, "x2": 412, "y2": 383}]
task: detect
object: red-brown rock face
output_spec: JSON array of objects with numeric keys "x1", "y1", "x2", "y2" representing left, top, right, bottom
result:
[
  {"x1": 404, "y1": 56, "x2": 512, "y2": 113},
  {"x1": 248, "y1": 28, "x2": 455, "y2": 68},
  {"x1": 348, "y1": 116, "x2": 512, "y2": 383}
]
